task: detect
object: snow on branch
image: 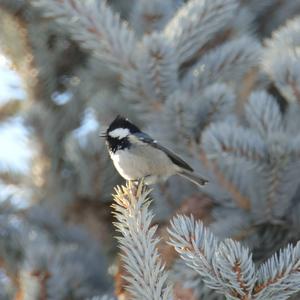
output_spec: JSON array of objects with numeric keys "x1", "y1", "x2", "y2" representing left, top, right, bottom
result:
[
  {"x1": 112, "y1": 182, "x2": 172, "y2": 300},
  {"x1": 30, "y1": 0, "x2": 137, "y2": 72},
  {"x1": 169, "y1": 215, "x2": 300, "y2": 300}
]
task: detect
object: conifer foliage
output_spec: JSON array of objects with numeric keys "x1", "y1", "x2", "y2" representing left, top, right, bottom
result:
[{"x1": 0, "y1": 0, "x2": 300, "y2": 299}]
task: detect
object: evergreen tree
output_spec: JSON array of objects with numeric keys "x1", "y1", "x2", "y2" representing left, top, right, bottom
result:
[{"x1": 0, "y1": 0, "x2": 300, "y2": 299}]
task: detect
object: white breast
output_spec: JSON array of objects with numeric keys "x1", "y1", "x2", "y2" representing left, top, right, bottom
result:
[{"x1": 110, "y1": 146, "x2": 176, "y2": 183}]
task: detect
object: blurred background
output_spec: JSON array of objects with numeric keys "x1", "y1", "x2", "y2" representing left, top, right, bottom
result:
[{"x1": 1, "y1": 0, "x2": 300, "y2": 299}]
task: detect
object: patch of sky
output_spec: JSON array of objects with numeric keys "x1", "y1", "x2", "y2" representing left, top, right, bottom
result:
[
  {"x1": 0, "y1": 53, "x2": 32, "y2": 175},
  {"x1": 73, "y1": 107, "x2": 100, "y2": 147},
  {"x1": 0, "y1": 54, "x2": 26, "y2": 104}
]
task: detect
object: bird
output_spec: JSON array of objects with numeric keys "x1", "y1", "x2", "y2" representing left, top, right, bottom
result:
[{"x1": 102, "y1": 116, "x2": 208, "y2": 187}]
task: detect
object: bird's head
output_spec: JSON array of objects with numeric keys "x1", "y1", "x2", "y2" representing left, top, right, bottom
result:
[{"x1": 102, "y1": 116, "x2": 141, "y2": 152}]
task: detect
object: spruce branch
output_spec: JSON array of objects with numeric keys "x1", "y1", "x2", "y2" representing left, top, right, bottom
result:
[
  {"x1": 164, "y1": 83, "x2": 235, "y2": 143},
  {"x1": 200, "y1": 149, "x2": 251, "y2": 211},
  {"x1": 262, "y1": 155, "x2": 295, "y2": 220},
  {"x1": 244, "y1": 92, "x2": 300, "y2": 219},
  {"x1": 122, "y1": 32, "x2": 179, "y2": 111},
  {"x1": 121, "y1": 67, "x2": 148, "y2": 111},
  {"x1": 112, "y1": 182, "x2": 172, "y2": 300},
  {"x1": 254, "y1": 242, "x2": 300, "y2": 300},
  {"x1": 172, "y1": 260, "x2": 224, "y2": 300},
  {"x1": 169, "y1": 215, "x2": 300, "y2": 299},
  {"x1": 282, "y1": 101, "x2": 300, "y2": 140},
  {"x1": 202, "y1": 112, "x2": 300, "y2": 218},
  {"x1": 260, "y1": 134, "x2": 300, "y2": 220},
  {"x1": 168, "y1": 215, "x2": 222, "y2": 291},
  {"x1": 65, "y1": 130, "x2": 116, "y2": 200},
  {"x1": 138, "y1": 33, "x2": 179, "y2": 105},
  {"x1": 198, "y1": 84, "x2": 236, "y2": 134},
  {"x1": 245, "y1": 91, "x2": 283, "y2": 137},
  {"x1": 164, "y1": 89, "x2": 195, "y2": 142},
  {"x1": 202, "y1": 122, "x2": 267, "y2": 164},
  {"x1": 30, "y1": 0, "x2": 137, "y2": 72},
  {"x1": 168, "y1": 215, "x2": 256, "y2": 299},
  {"x1": 193, "y1": 83, "x2": 236, "y2": 143},
  {"x1": 164, "y1": 0, "x2": 239, "y2": 65},
  {"x1": 184, "y1": 36, "x2": 261, "y2": 90},
  {"x1": 0, "y1": 0, "x2": 25, "y2": 12},
  {"x1": 122, "y1": 32, "x2": 179, "y2": 113},
  {"x1": 263, "y1": 16, "x2": 300, "y2": 103},
  {"x1": 241, "y1": 0, "x2": 274, "y2": 16},
  {"x1": 213, "y1": 239, "x2": 256, "y2": 299},
  {"x1": 130, "y1": 0, "x2": 180, "y2": 36}
]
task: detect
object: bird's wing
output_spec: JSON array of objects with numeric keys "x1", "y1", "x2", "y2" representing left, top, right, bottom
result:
[{"x1": 132, "y1": 132, "x2": 194, "y2": 172}]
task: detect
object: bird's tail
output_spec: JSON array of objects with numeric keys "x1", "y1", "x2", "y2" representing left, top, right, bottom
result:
[{"x1": 178, "y1": 170, "x2": 208, "y2": 187}]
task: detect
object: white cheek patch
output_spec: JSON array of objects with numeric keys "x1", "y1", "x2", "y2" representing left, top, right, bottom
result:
[{"x1": 109, "y1": 128, "x2": 130, "y2": 139}]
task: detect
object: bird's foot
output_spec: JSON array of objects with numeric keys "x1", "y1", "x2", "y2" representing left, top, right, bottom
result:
[{"x1": 129, "y1": 178, "x2": 145, "y2": 197}]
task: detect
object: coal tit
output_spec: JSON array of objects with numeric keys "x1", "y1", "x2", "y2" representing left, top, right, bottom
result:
[{"x1": 103, "y1": 116, "x2": 208, "y2": 186}]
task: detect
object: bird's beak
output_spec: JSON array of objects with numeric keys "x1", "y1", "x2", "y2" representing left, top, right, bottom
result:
[{"x1": 99, "y1": 131, "x2": 107, "y2": 138}]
